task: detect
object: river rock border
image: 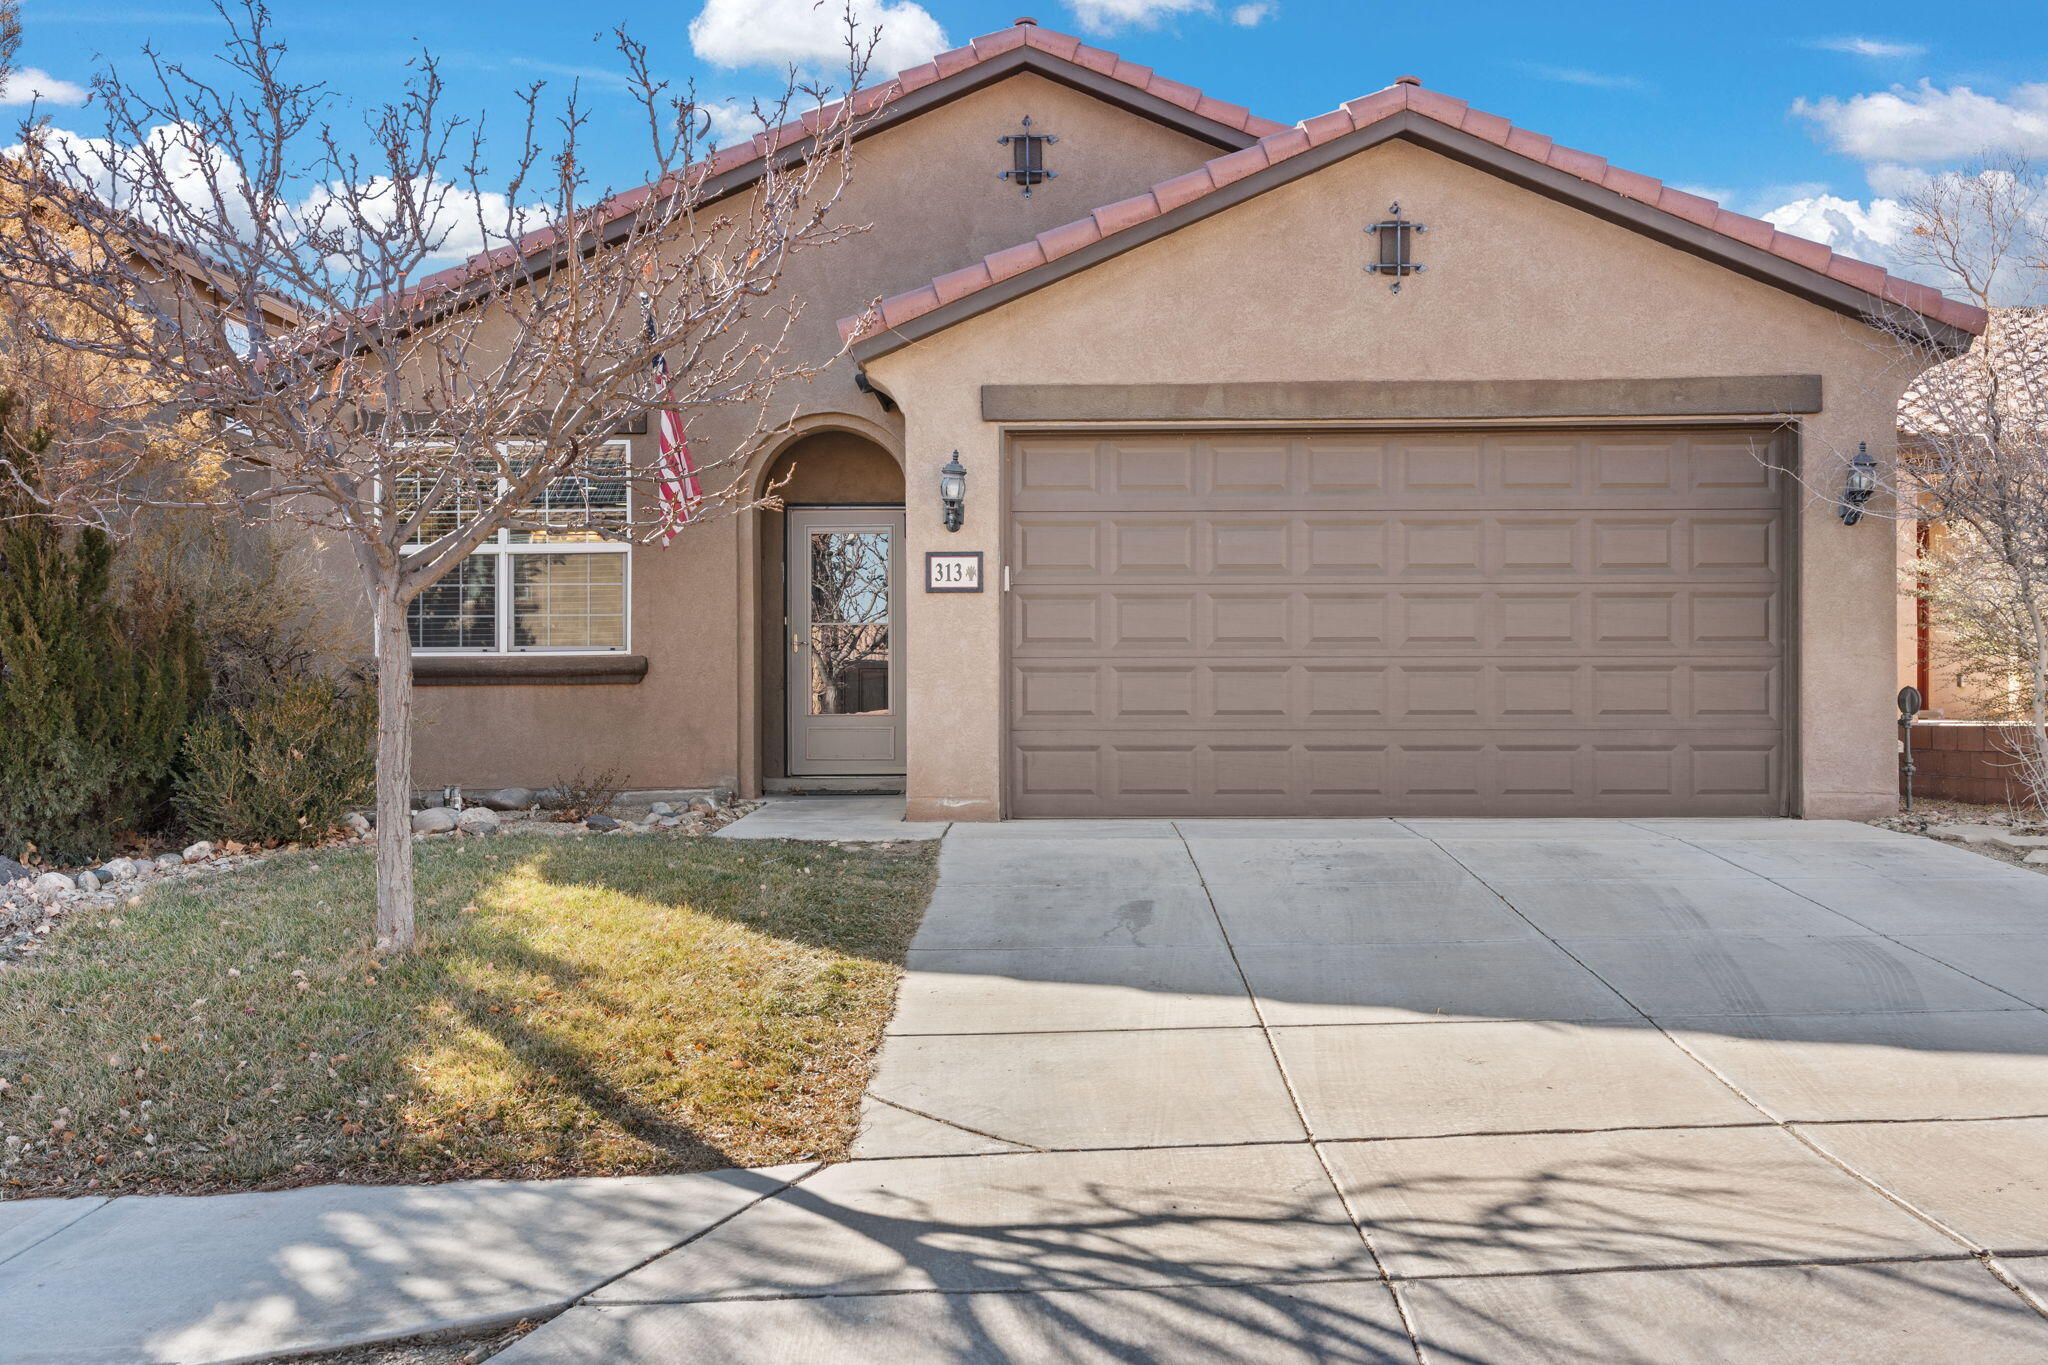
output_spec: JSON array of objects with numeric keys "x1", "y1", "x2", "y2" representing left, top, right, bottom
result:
[{"x1": 1, "y1": 793, "x2": 756, "y2": 967}]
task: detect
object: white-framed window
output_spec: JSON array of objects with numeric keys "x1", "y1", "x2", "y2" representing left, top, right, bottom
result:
[{"x1": 405, "y1": 440, "x2": 632, "y2": 654}]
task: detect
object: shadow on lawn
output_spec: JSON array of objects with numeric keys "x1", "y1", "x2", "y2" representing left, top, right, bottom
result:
[
  {"x1": 501, "y1": 835, "x2": 936, "y2": 965},
  {"x1": 436, "y1": 919, "x2": 735, "y2": 1169}
]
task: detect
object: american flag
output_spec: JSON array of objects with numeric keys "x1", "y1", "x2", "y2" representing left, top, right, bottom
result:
[{"x1": 646, "y1": 310, "x2": 702, "y2": 545}]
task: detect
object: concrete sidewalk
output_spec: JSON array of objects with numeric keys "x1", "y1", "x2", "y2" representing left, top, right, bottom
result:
[
  {"x1": 715, "y1": 796, "x2": 944, "y2": 842},
  {"x1": 0, "y1": 1166, "x2": 810, "y2": 1364}
]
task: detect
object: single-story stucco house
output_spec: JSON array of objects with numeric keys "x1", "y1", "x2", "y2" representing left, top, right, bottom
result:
[{"x1": 399, "y1": 17, "x2": 1984, "y2": 822}]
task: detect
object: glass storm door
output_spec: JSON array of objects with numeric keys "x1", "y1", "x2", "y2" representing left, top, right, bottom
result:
[{"x1": 786, "y1": 507, "x2": 906, "y2": 776}]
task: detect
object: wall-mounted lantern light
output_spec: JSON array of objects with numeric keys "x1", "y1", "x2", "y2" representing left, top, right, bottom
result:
[
  {"x1": 1838, "y1": 442, "x2": 1878, "y2": 525},
  {"x1": 940, "y1": 452, "x2": 967, "y2": 532}
]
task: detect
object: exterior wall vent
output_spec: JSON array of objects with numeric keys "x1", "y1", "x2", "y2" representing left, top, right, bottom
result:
[{"x1": 999, "y1": 116, "x2": 1057, "y2": 197}]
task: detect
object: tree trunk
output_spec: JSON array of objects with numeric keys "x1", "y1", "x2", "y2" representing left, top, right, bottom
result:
[
  {"x1": 2024, "y1": 596, "x2": 2048, "y2": 812},
  {"x1": 372, "y1": 584, "x2": 417, "y2": 955}
]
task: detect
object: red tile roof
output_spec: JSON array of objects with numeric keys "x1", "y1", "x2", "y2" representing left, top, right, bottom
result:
[
  {"x1": 843, "y1": 77, "x2": 1989, "y2": 346},
  {"x1": 404, "y1": 19, "x2": 1283, "y2": 300}
]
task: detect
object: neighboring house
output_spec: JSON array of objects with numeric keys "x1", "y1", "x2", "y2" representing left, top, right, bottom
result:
[
  {"x1": 1897, "y1": 307, "x2": 2048, "y2": 721},
  {"x1": 400, "y1": 17, "x2": 1981, "y2": 820},
  {"x1": 0, "y1": 169, "x2": 300, "y2": 431}
]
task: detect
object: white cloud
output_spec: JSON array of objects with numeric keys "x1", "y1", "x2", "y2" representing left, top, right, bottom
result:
[
  {"x1": 689, "y1": 0, "x2": 947, "y2": 78},
  {"x1": 1812, "y1": 37, "x2": 1927, "y2": 59},
  {"x1": 297, "y1": 178, "x2": 544, "y2": 267},
  {"x1": 1757, "y1": 169, "x2": 2048, "y2": 305},
  {"x1": 699, "y1": 99, "x2": 768, "y2": 150},
  {"x1": 1229, "y1": 2, "x2": 1274, "y2": 25},
  {"x1": 0, "y1": 67, "x2": 88, "y2": 106},
  {"x1": 1761, "y1": 192, "x2": 1914, "y2": 269},
  {"x1": 24, "y1": 121, "x2": 540, "y2": 269},
  {"x1": 1793, "y1": 81, "x2": 2048, "y2": 164},
  {"x1": 1521, "y1": 63, "x2": 1648, "y2": 92},
  {"x1": 1065, "y1": 0, "x2": 1212, "y2": 35}
]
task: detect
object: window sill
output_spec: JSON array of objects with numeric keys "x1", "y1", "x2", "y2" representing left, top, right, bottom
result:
[{"x1": 413, "y1": 654, "x2": 649, "y2": 687}]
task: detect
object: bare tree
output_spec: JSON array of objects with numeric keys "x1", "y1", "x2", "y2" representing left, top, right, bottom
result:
[
  {"x1": 1878, "y1": 156, "x2": 2048, "y2": 805},
  {"x1": 0, "y1": 0, "x2": 879, "y2": 951}
]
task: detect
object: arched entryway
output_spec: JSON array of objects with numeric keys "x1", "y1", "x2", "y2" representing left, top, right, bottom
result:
[{"x1": 751, "y1": 427, "x2": 907, "y2": 790}]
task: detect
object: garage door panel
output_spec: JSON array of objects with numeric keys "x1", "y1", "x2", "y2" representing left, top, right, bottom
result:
[
  {"x1": 1011, "y1": 511, "x2": 1778, "y2": 583},
  {"x1": 1008, "y1": 430, "x2": 1787, "y2": 817},
  {"x1": 1013, "y1": 587, "x2": 1776, "y2": 655},
  {"x1": 1009, "y1": 432, "x2": 1785, "y2": 512},
  {"x1": 1012, "y1": 730, "x2": 1785, "y2": 817},
  {"x1": 1013, "y1": 659, "x2": 1780, "y2": 729}
]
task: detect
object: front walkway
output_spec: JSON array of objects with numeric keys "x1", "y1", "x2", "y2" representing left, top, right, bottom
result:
[{"x1": 507, "y1": 813, "x2": 2048, "y2": 1362}]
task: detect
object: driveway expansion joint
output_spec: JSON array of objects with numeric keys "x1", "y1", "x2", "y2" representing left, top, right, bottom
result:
[{"x1": 1169, "y1": 820, "x2": 1429, "y2": 1364}]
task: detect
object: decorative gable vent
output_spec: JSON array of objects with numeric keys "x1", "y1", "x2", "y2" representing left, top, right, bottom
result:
[
  {"x1": 1366, "y1": 202, "x2": 1426, "y2": 293},
  {"x1": 998, "y1": 116, "x2": 1057, "y2": 197}
]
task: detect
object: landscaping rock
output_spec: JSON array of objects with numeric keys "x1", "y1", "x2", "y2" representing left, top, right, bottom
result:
[
  {"x1": 689, "y1": 800, "x2": 717, "y2": 816},
  {"x1": 345, "y1": 812, "x2": 372, "y2": 838},
  {"x1": 648, "y1": 801, "x2": 675, "y2": 817},
  {"x1": 31, "y1": 873, "x2": 73, "y2": 901},
  {"x1": 583, "y1": 814, "x2": 621, "y2": 832},
  {"x1": 480, "y1": 787, "x2": 536, "y2": 812},
  {"x1": 96, "y1": 858, "x2": 137, "y2": 883},
  {"x1": 1928, "y1": 825, "x2": 2009, "y2": 845},
  {"x1": 455, "y1": 807, "x2": 502, "y2": 837},
  {"x1": 0, "y1": 855, "x2": 31, "y2": 885},
  {"x1": 74, "y1": 871, "x2": 100, "y2": 892},
  {"x1": 411, "y1": 808, "x2": 458, "y2": 835},
  {"x1": 181, "y1": 841, "x2": 214, "y2": 863},
  {"x1": 154, "y1": 853, "x2": 184, "y2": 871}
]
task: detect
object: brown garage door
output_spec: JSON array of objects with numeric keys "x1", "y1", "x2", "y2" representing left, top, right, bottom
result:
[{"x1": 1006, "y1": 429, "x2": 1788, "y2": 817}]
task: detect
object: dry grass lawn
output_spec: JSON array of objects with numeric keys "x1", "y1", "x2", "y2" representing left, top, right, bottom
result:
[{"x1": 0, "y1": 832, "x2": 935, "y2": 1196}]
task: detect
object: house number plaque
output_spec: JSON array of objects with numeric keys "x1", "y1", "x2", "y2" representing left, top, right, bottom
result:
[{"x1": 925, "y1": 551, "x2": 984, "y2": 593}]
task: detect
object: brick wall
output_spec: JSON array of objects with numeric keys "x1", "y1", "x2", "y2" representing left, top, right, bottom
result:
[{"x1": 1905, "y1": 722, "x2": 2036, "y2": 806}]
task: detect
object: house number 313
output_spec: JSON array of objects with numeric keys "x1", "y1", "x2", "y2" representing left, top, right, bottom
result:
[{"x1": 926, "y1": 552, "x2": 984, "y2": 592}]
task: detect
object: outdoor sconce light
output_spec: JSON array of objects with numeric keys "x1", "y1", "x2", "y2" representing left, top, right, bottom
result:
[
  {"x1": 1838, "y1": 442, "x2": 1878, "y2": 525},
  {"x1": 940, "y1": 451, "x2": 967, "y2": 532}
]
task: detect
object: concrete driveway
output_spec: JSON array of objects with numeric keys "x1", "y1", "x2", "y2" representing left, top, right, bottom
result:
[{"x1": 505, "y1": 814, "x2": 2048, "y2": 1362}]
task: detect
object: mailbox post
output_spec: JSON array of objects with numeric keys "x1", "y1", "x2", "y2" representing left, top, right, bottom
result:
[{"x1": 1898, "y1": 685, "x2": 1923, "y2": 811}]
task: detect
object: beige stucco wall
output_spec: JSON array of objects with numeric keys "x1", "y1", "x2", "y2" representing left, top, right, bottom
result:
[
  {"x1": 869, "y1": 137, "x2": 1927, "y2": 821},
  {"x1": 404, "y1": 72, "x2": 1226, "y2": 792}
]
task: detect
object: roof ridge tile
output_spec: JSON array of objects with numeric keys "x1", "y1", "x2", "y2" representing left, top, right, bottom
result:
[
  {"x1": 1022, "y1": 26, "x2": 1082, "y2": 60},
  {"x1": 404, "y1": 19, "x2": 1270, "y2": 307},
  {"x1": 1093, "y1": 192, "x2": 1162, "y2": 236},
  {"x1": 845, "y1": 75, "x2": 1990, "y2": 344}
]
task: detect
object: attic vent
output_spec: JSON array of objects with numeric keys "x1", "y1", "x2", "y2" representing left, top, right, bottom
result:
[{"x1": 998, "y1": 116, "x2": 1057, "y2": 197}]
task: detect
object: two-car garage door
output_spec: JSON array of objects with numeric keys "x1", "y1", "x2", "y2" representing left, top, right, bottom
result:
[{"x1": 1005, "y1": 429, "x2": 1788, "y2": 817}]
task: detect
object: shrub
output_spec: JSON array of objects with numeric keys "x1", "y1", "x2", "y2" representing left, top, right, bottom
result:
[
  {"x1": 175, "y1": 678, "x2": 375, "y2": 844},
  {"x1": 124, "y1": 515, "x2": 353, "y2": 711},
  {"x1": 0, "y1": 398, "x2": 209, "y2": 864},
  {"x1": 539, "y1": 766, "x2": 624, "y2": 823}
]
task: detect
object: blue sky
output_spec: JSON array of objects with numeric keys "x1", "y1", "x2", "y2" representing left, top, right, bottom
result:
[{"x1": 15, "y1": 0, "x2": 2048, "y2": 281}]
